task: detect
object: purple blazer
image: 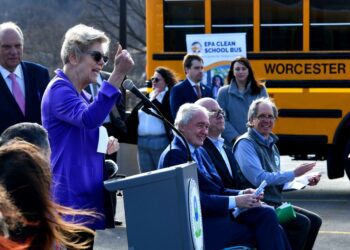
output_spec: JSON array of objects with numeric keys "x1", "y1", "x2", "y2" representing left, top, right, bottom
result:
[{"x1": 41, "y1": 69, "x2": 121, "y2": 229}]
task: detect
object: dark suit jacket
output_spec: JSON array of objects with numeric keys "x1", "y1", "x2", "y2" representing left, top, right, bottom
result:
[
  {"x1": 158, "y1": 136, "x2": 239, "y2": 216},
  {"x1": 169, "y1": 78, "x2": 213, "y2": 118},
  {"x1": 0, "y1": 61, "x2": 50, "y2": 134},
  {"x1": 203, "y1": 138, "x2": 241, "y2": 189},
  {"x1": 125, "y1": 90, "x2": 173, "y2": 144}
]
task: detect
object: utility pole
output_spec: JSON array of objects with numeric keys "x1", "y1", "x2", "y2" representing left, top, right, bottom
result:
[{"x1": 119, "y1": 0, "x2": 127, "y2": 48}]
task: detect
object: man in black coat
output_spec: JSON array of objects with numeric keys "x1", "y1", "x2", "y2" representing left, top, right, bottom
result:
[
  {"x1": 169, "y1": 54, "x2": 212, "y2": 119},
  {"x1": 197, "y1": 97, "x2": 241, "y2": 189},
  {"x1": 0, "y1": 22, "x2": 50, "y2": 134}
]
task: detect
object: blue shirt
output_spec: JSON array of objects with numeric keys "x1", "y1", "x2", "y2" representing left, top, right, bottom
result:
[{"x1": 234, "y1": 128, "x2": 295, "y2": 187}]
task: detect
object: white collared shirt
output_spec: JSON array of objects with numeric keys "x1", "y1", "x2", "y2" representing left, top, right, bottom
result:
[
  {"x1": 0, "y1": 64, "x2": 25, "y2": 97},
  {"x1": 208, "y1": 136, "x2": 233, "y2": 177},
  {"x1": 138, "y1": 88, "x2": 168, "y2": 136}
]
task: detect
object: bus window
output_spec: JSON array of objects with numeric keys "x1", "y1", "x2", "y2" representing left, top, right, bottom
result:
[
  {"x1": 211, "y1": 0, "x2": 253, "y2": 51},
  {"x1": 260, "y1": 0, "x2": 302, "y2": 51},
  {"x1": 164, "y1": 0, "x2": 205, "y2": 52},
  {"x1": 310, "y1": 0, "x2": 350, "y2": 50}
]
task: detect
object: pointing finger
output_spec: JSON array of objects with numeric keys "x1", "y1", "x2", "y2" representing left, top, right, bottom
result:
[{"x1": 116, "y1": 43, "x2": 122, "y2": 56}]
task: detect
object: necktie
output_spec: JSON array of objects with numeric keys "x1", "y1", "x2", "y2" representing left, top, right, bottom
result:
[
  {"x1": 194, "y1": 84, "x2": 202, "y2": 99},
  {"x1": 194, "y1": 149, "x2": 210, "y2": 178},
  {"x1": 9, "y1": 73, "x2": 25, "y2": 115}
]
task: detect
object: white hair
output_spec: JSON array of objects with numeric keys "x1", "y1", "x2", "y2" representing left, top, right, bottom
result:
[{"x1": 174, "y1": 103, "x2": 208, "y2": 129}]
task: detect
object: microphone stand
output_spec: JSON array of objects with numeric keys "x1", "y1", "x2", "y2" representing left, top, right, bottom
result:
[{"x1": 141, "y1": 106, "x2": 192, "y2": 163}]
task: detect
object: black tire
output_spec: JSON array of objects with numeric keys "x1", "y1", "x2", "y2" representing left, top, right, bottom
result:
[{"x1": 343, "y1": 138, "x2": 350, "y2": 179}]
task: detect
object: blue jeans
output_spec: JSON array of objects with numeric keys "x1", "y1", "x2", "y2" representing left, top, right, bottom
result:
[{"x1": 137, "y1": 134, "x2": 169, "y2": 173}]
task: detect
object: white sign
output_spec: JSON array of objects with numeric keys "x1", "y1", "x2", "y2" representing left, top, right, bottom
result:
[
  {"x1": 186, "y1": 33, "x2": 247, "y2": 69},
  {"x1": 188, "y1": 178, "x2": 203, "y2": 250}
]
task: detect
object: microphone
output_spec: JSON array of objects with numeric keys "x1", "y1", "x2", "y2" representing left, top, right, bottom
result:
[
  {"x1": 123, "y1": 79, "x2": 192, "y2": 162},
  {"x1": 122, "y1": 79, "x2": 154, "y2": 109}
]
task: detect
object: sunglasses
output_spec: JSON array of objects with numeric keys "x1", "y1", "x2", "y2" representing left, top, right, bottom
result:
[
  {"x1": 151, "y1": 77, "x2": 160, "y2": 83},
  {"x1": 85, "y1": 51, "x2": 108, "y2": 64}
]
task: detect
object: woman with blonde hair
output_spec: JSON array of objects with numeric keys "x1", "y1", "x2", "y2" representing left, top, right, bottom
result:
[{"x1": 41, "y1": 24, "x2": 134, "y2": 247}]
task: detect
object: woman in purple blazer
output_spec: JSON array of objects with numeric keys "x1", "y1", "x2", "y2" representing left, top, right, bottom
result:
[{"x1": 41, "y1": 24, "x2": 134, "y2": 247}]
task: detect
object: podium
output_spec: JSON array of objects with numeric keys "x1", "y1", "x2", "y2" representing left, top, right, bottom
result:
[{"x1": 104, "y1": 162, "x2": 204, "y2": 250}]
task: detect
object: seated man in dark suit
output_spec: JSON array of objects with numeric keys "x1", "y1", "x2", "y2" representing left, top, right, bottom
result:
[
  {"x1": 0, "y1": 22, "x2": 50, "y2": 135},
  {"x1": 158, "y1": 103, "x2": 290, "y2": 250},
  {"x1": 169, "y1": 54, "x2": 212, "y2": 119},
  {"x1": 197, "y1": 97, "x2": 240, "y2": 189}
]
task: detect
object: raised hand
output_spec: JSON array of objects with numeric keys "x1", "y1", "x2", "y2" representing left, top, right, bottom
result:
[{"x1": 108, "y1": 44, "x2": 135, "y2": 88}]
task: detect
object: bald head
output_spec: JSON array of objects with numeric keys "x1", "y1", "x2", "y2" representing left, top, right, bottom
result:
[
  {"x1": 196, "y1": 97, "x2": 225, "y2": 138},
  {"x1": 0, "y1": 22, "x2": 24, "y2": 72}
]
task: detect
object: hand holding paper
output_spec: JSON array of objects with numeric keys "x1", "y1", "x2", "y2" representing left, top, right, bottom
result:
[
  {"x1": 283, "y1": 172, "x2": 322, "y2": 191},
  {"x1": 235, "y1": 194, "x2": 261, "y2": 209},
  {"x1": 107, "y1": 136, "x2": 119, "y2": 155},
  {"x1": 233, "y1": 180, "x2": 267, "y2": 217},
  {"x1": 307, "y1": 172, "x2": 321, "y2": 186}
]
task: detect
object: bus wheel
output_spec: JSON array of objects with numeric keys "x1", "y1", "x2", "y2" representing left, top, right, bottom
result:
[{"x1": 343, "y1": 139, "x2": 350, "y2": 179}]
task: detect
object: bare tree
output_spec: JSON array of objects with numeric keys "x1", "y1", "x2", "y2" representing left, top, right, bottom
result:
[{"x1": 84, "y1": 0, "x2": 146, "y2": 53}]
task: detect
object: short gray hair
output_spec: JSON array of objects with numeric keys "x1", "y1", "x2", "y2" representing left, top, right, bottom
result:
[
  {"x1": 60, "y1": 24, "x2": 110, "y2": 65},
  {"x1": 247, "y1": 97, "x2": 278, "y2": 127},
  {"x1": 0, "y1": 22, "x2": 24, "y2": 43},
  {"x1": 174, "y1": 103, "x2": 208, "y2": 129}
]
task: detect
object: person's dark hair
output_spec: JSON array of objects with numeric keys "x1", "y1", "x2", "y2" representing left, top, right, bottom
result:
[
  {"x1": 155, "y1": 66, "x2": 178, "y2": 89},
  {"x1": 0, "y1": 123, "x2": 49, "y2": 150},
  {"x1": 0, "y1": 123, "x2": 50, "y2": 159},
  {"x1": 211, "y1": 75, "x2": 224, "y2": 87},
  {"x1": 227, "y1": 56, "x2": 264, "y2": 95},
  {"x1": 183, "y1": 54, "x2": 203, "y2": 72},
  {"x1": 0, "y1": 141, "x2": 95, "y2": 249}
]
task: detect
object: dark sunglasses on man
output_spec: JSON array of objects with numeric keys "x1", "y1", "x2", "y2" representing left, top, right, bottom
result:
[{"x1": 86, "y1": 51, "x2": 109, "y2": 64}]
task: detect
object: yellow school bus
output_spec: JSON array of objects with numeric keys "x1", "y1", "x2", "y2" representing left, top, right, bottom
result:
[{"x1": 145, "y1": 0, "x2": 350, "y2": 179}]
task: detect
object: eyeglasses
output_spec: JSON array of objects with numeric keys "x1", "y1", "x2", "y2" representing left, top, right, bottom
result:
[
  {"x1": 209, "y1": 109, "x2": 225, "y2": 119},
  {"x1": 256, "y1": 114, "x2": 275, "y2": 121},
  {"x1": 85, "y1": 51, "x2": 108, "y2": 64},
  {"x1": 151, "y1": 77, "x2": 160, "y2": 83}
]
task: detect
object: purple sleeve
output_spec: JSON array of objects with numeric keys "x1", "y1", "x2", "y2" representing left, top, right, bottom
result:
[{"x1": 50, "y1": 80, "x2": 120, "y2": 129}]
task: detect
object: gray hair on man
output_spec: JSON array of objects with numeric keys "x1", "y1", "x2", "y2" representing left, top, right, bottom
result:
[
  {"x1": 247, "y1": 97, "x2": 278, "y2": 128},
  {"x1": 174, "y1": 103, "x2": 208, "y2": 129},
  {"x1": 60, "y1": 24, "x2": 110, "y2": 65}
]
